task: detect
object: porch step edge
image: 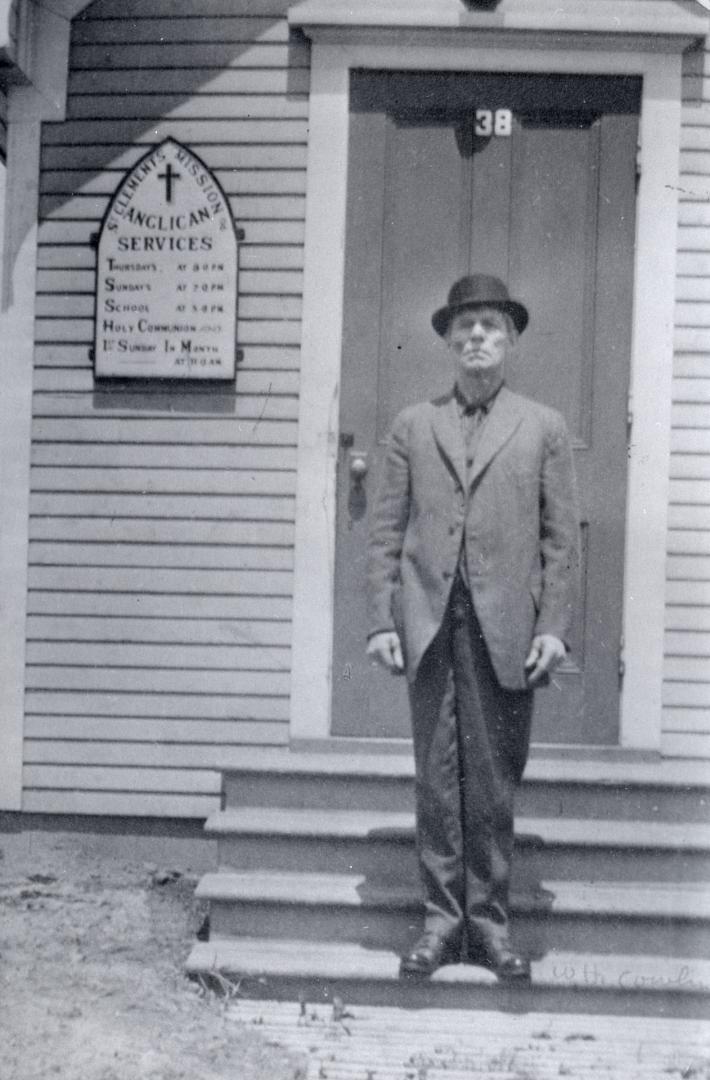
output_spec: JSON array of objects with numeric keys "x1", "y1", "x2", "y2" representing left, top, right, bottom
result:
[
  {"x1": 206, "y1": 807, "x2": 710, "y2": 852},
  {"x1": 196, "y1": 870, "x2": 710, "y2": 921},
  {"x1": 186, "y1": 938, "x2": 710, "y2": 998},
  {"x1": 220, "y1": 747, "x2": 710, "y2": 789}
]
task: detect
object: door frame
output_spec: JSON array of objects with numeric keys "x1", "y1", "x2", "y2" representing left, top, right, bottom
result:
[{"x1": 290, "y1": 34, "x2": 688, "y2": 752}]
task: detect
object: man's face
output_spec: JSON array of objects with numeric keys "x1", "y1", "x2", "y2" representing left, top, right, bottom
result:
[{"x1": 446, "y1": 306, "x2": 515, "y2": 392}]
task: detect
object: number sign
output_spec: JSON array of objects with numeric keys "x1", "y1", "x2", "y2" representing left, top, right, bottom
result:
[{"x1": 474, "y1": 109, "x2": 513, "y2": 137}]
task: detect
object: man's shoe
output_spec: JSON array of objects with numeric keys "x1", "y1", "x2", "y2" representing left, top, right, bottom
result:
[
  {"x1": 399, "y1": 933, "x2": 459, "y2": 978},
  {"x1": 467, "y1": 940, "x2": 531, "y2": 983}
]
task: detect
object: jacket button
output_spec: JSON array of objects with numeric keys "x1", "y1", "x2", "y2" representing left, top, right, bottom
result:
[
  {"x1": 442, "y1": 570, "x2": 452, "y2": 580},
  {"x1": 449, "y1": 524, "x2": 457, "y2": 535}
]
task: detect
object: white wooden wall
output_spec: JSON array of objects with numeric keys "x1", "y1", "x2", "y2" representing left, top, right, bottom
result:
[
  {"x1": 21, "y1": 0, "x2": 710, "y2": 815},
  {"x1": 665, "y1": 38, "x2": 710, "y2": 759},
  {"x1": 24, "y1": 0, "x2": 306, "y2": 815}
]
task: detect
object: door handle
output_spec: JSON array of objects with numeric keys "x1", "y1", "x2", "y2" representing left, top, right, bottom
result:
[{"x1": 348, "y1": 450, "x2": 369, "y2": 488}]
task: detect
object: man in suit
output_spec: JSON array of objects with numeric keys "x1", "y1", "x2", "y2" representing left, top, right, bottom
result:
[{"x1": 367, "y1": 274, "x2": 579, "y2": 982}]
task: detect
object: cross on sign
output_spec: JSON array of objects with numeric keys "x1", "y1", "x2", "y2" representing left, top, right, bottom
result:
[{"x1": 158, "y1": 163, "x2": 181, "y2": 203}]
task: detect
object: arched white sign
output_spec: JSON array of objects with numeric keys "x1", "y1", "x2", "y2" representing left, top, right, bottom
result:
[{"x1": 94, "y1": 138, "x2": 239, "y2": 380}]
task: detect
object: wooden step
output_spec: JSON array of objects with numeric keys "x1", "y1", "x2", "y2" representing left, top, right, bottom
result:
[
  {"x1": 186, "y1": 937, "x2": 710, "y2": 1019},
  {"x1": 221, "y1": 747, "x2": 710, "y2": 821},
  {"x1": 197, "y1": 870, "x2": 710, "y2": 959},
  {"x1": 206, "y1": 806, "x2": 710, "y2": 883}
]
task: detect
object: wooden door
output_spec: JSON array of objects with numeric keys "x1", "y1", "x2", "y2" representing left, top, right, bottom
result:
[{"x1": 332, "y1": 72, "x2": 640, "y2": 743}]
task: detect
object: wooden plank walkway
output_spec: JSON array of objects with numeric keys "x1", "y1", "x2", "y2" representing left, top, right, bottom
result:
[{"x1": 226, "y1": 998, "x2": 709, "y2": 1080}]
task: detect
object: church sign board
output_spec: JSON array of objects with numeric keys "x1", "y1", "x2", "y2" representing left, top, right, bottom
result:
[{"x1": 94, "y1": 138, "x2": 239, "y2": 379}]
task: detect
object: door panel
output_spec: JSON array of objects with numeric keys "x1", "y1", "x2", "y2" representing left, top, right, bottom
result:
[{"x1": 332, "y1": 72, "x2": 640, "y2": 743}]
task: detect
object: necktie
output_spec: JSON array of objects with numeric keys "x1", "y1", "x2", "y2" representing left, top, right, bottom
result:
[{"x1": 462, "y1": 405, "x2": 486, "y2": 471}]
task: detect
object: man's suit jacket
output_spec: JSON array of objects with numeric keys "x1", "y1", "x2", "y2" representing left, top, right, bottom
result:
[{"x1": 367, "y1": 385, "x2": 580, "y2": 689}]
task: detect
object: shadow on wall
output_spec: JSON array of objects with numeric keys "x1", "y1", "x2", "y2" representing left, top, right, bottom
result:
[{"x1": 33, "y1": 2, "x2": 310, "y2": 407}]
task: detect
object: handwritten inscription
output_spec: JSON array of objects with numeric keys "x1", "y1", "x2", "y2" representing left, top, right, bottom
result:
[
  {"x1": 552, "y1": 961, "x2": 709, "y2": 992},
  {"x1": 95, "y1": 138, "x2": 238, "y2": 379}
]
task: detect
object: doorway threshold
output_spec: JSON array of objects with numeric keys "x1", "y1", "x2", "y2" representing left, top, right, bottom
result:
[
  {"x1": 290, "y1": 736, "x2": 667, "y2": 769},
  {"x1": 291, "y1": 736, "x2": 660, "y2": 763}
]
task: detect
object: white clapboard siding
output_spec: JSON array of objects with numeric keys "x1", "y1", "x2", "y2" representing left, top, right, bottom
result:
[
  {"x1": 31, "y1": 366, "x2": 298, "y2": 394},
  {"x1": 42, "y1": 142, "x2": 309, "y2": 171},
  {"x1": 29, "y1": 544, "x2": 292, "y2": 572},
  {"x1": 667, "y1": 554, "x2": 710, "y2": 580},
  {"x1": 25, "y1": 616, "x2": 292, "y2": 645},
  {"x1": 28, "y1": 566, "x2": 293, "y2": 595},
  {"x1": 666, "y1": 39, "x2": 710, "y2": 758},
  {"x1": 30, "y1": 443, "x2": 298, "y2": 468},
  {"x1": 73, "y1": 17, "x2": 291, "y2": 45},
  {"x1": 668, "y1": 529, "x2": 710, "y2": 555},
  {"x1": 37, "y1": 269, "x2": 304, "y2": 295},
  {"x1": 29, "y1": 465, "x2": 297, "y2": 495},
  {"x1": 678, "y1": 251, "x2": 710, "y2": 276},
  {"x1": 30, "y1": 493, "x2": 295, "y2": 519},
  {"x1": 34, "y1": 318, "x2": 301, "y2": 346},
  {"x1": 26, "y1": 641, "x2": 291, "y2": 668},
  {"x1": 25, "y1": 667, "x2": 291, "y2": 696},
  {"x1": 674, "y1": 357, "x2": 710, "y2": 379},
  {"x1": 68, "y1": 44, "x2": 309, "y2": 71},
  {"x1": 25, "y1": 692, "x2": 290, "y2": 720},
  {"x1": 33, "y1": 344, "x2": 301, "y2": 371},
  {"x1": 38, "y1": 220, "x2": 306, "y2": 246},
  {"x1": 665, "y1": 631, "x2": 710, "y2": 657},
  {"x1": 36, "y1": 244, "x2": 305, "y2": 271},
  {"x1": 84, "y1": 0, "x2": 291, "y2": 14},
  {"x1": 28, "y1": 594, "x2": 293, "y2": 619},
  {"x1": 42, "y1": 167, "x2": 309, "y2": 197},
  {"x1": 668, "y1": 504, "x2": 710, "y2": 531},
  {"x1": 23, "y1": 715, "x2": 288, "y2": 742},
  {"x1": 21, "y1": 791, "x2": 221, "y2": 817},
  {"x1": 28, "y1": 519, "x2": 295, "y2": 545},
  {"x1": 24, "y1": 742, "x2": 290, "y2": 768},
  {"x1": 666, "y1": 606, "x2": 710, "y2": 632},
  {"x1": 27, "y1": 0, "x2": 301, "y2": 814},
  {"x1": 666, "y1": 581, "x2": 710, "y2": 606},
  {"x1": 40, "y1": 193, "x2": 306, "y2": 221},
  {"x1": 33, "y1": 369, "x2": 299, "y2": 396},
  {"x1": 43, "y1": 119, "x2": 308, "y2": 144},
  {"x1": 67, "y1": 69, "x2": 311, "y2": 96},
  {"x1": 31, "y1": 417, "x2": 297, "y2": 443},
  {"x1": 35, "y1": 293, "x2": 303, "y2": 320},
  {"x1": 23, "y1": 764, "x2": 222, "y2": 793},
  {"x1": 678, "y1": 203, "x2": 710, "y2": 228},
  {"x1": 670, "y1": 453, "x2": 710, "y2": 479},
  {"x1": 662, "y1": 734, "x2": 710, "y2": 758},
  {"x1": 68, "y1": 94, "x2": 307, "y2": 119},
  {"x1": 31, "y1": 394, "x2": 298, "y2": 422}
]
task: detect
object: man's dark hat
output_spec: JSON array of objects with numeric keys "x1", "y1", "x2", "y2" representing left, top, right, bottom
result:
[{"x1": 432, "y1": 274, "x2": 529, "y2": 338}]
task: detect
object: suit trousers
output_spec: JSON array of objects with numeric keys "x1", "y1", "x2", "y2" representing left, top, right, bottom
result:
[{"x1": 408, "y1": 571, "x2": 533, "y2": 952}]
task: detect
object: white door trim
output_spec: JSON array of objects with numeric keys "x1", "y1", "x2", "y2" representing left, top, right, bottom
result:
[{"x1": 290, "y1": 41, "x2": 683, "y2": 751}]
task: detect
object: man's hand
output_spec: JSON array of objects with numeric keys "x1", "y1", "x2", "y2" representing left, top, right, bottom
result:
[
  {"x1": 525, "y1": 634, "x2": 566, "y2": 687},
  {"x1": 367, "y1": 631, "x2": 405, "y2": 674}
]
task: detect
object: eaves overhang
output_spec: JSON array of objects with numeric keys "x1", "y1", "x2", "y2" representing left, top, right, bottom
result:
[
  {"x1": 0, "y1": 0, "x2": 95, "y2": 116},
  {"x1": 288, "y1": 0, "x2": 708, "y2": 49}
]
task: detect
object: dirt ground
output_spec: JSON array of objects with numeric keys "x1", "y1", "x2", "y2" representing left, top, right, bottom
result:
[{"x1": 0, "y1": 824, "x2": 305, "y2": 1080}]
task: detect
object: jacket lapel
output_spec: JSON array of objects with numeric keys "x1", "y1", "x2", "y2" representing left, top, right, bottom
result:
[
  {"x1": 468, "y1": 385, "x2": 523, "y2": 487},
  {"x1": 430, "y1": 393, "x2": 467, "y2": 491}
]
